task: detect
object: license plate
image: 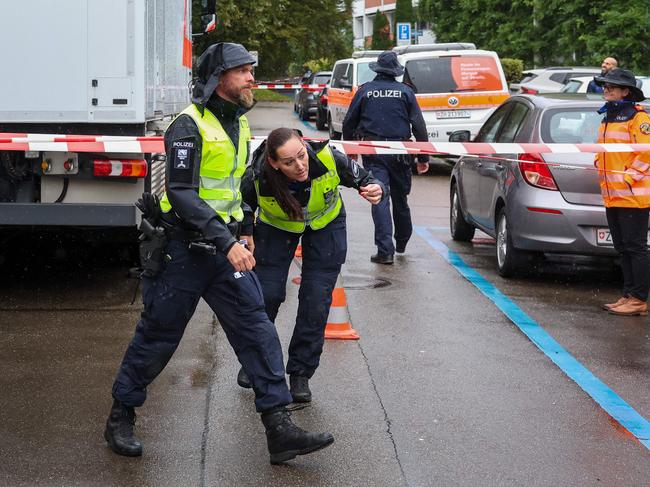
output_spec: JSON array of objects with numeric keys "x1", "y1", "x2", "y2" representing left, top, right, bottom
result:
[
  {"x1": 436, "y1": 110, "x2": 471, "y2": 119},
  {"x1": 597, "y1": 228, "x2": 650, "y2": 245}
]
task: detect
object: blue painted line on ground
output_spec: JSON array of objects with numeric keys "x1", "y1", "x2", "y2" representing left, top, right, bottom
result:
[
  {"x1": 414, "y1": 225, "x2": 650, "y2": 450},
  {"x1": 293, "y1": 110, "x2": 317, "y2": 131}
]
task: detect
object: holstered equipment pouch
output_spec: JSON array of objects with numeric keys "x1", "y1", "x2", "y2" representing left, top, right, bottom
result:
[
  {"x1": 138, "y1": 218, "x2": 168, "y2": 278},
  {"x1": 136, "y1": 193, "x2": 168, "y2": 278}
]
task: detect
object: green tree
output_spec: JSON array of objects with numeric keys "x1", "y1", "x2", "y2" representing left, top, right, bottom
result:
[
  {"x1": 191, "y1": 0, "x2": 353, "y2": 79},
  {"x1": 395, "y1": 0, "x2": 415, "y2": 24},
  {"x1": 371, "y1": 10, "x2": 393, "y2": 50},
  {"x1": 423, "y1": 0, "x2": 650, "y2": 72}
]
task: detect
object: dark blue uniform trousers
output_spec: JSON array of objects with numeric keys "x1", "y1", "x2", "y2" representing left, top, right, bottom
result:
[
  {"x1": 112, "y1": 239, "x2": 292, "y2": 412},
  {"x1": 253, "y1": 215, "x2": 347, "y2": 378},
  {"x1": 363, "y1": 154, "x2": 413, "y2": 255}
]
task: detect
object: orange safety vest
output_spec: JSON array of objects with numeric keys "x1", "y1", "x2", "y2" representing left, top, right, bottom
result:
[{"x1": 595, "y1": 105, "x2": 650, "y2": 208}]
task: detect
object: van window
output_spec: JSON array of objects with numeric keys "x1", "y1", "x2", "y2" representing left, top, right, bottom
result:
[
  {"x1": 357, "y1": 62, "x2": 375, "y2": 85},
  {"x1": 403, "y1": 55, "x2": 504, "y2": 94},
  {"x1": 331, "y1": 63, "x2": 351, "y2": 89}
]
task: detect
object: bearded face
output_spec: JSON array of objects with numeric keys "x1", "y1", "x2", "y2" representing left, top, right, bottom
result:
[{"x1": 217, "y1": 65, "x2": 255, "y2": 108}]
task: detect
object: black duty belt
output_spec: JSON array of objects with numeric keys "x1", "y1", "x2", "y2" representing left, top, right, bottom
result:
[
  {"x1": 164, "y1": 221, "x2": 240, "y2": 242},
  {"x1": 165, "y1": 225, "x2": 202, "y2": 241},
  {"x1": 361, "y1": 135, "x2": 409, "y2": 142}
]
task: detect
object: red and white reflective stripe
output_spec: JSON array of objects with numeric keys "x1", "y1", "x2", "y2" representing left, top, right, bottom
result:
[
  {"x1": 93, "y1": 159, "x2": 148, "y2": 178},
  {"x1": 252, "y1": 84, "x2": 327, "y2": 90},
  {"x1": 4, "y1": 132, "x2": 650, "y2": 157}
]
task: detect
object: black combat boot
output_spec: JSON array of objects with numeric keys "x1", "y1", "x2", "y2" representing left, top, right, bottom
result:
[
  {"x1": 261, "y1": 408, "x2": 334, "y2": 464},
  {"x1": 237, "y1": 367, "x2": 252, "y2": 389},
  {"x1": 370, "y1": 253, "x2": 394, "y2": 264},
  {"x1": 104, "y1": 399, "x2": 143, "y2": 457},
  {"x1": 290, "y1": 375, "x2": 312, "y2": 403}
]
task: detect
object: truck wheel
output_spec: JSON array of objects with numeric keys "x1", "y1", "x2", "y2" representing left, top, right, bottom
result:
[
  {"x1": 450, "y1": 184, "x2": 475, "y2": 241},
  {"x1": 328, "y1": 113, "x2": 341, "y2": 140},
  {"x1": 495, "y1": 207, "x2": 527, "y2": 278}
]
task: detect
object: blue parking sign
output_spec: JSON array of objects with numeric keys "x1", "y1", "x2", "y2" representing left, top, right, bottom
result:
[{"x1": 397, "y1": 22, "x2": 411, "y2": 45}]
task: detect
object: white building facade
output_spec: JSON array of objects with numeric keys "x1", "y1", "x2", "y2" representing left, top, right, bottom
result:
[{"x1": 352, "y1": 0, "x2": 433, "y2": 49}]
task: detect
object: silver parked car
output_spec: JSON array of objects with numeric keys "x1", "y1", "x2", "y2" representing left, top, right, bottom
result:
[
  {"x1": 449, "y1": 94, "x2": 649, "y2": 277},
  {"x1": 510, "y1": 67, "x2": 601, "y2": 94},
  {"x1": 562, "y1": 76, "x2": 650, "y2": 96}
]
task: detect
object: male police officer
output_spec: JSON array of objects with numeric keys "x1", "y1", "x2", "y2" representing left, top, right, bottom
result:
[
  {"x1": 105, "y1": 43, "x2": 334, "y2": 464},
  {"x1": 343, "y1": 50, "x2": 429, "y2": 264}
]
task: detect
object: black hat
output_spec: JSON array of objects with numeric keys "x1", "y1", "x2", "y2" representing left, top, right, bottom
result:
[
  {"x1": 191, "y1": 43, "x2": 257, "y2": 108},
  {"x1": 594, "y1": 68, "x2": 645, "y2": 102},
  {"x1": 369, "y1": 51, "x2": 404, "y2": 77}
]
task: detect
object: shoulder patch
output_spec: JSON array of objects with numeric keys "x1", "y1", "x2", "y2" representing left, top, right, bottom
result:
[
  {"x1": 640, "y1": 123, "x2": 650, "y2": 135},
  {"x1": 168, "y1": 138, "x2": 197, "y2": 184}
]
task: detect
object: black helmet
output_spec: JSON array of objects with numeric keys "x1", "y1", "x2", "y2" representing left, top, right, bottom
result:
[
  {"x1": 594, "y1": 68, "x2": 645, "y2": 102},
  {"x1": 191, "y1": 43, "x2": 256, "y2": 108}
]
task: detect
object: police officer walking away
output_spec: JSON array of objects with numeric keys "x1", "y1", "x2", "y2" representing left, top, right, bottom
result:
[
  {"x1": 343, "y1": 50, "x2": 429, "y2": 264},
  {"x1": 104, "y1": 43, "x2": 334, "y2": 464}
]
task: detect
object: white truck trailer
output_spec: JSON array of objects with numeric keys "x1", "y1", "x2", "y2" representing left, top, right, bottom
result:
[{"x1": 0, "y1": 0, "x2": 211, "y2": 236}]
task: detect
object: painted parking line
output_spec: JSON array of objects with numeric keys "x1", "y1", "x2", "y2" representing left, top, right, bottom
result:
[
  {"x1": 293, "y1": 110, "x2": 317, "y2": 131},
  {"x1": 414, "y1": 225, "x2": 650, "y2": 450}
]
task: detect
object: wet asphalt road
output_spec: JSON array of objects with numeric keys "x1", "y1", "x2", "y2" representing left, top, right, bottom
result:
[{"x1": 0, "y1": 101, "x2": 648, "y2": 486}]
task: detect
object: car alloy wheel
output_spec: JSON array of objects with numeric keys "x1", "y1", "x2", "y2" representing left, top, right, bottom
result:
[
  {"x1": 495, "y1": 208, "x2": 527, "y2": 277},
  {"x1": 496, "y1": 212, "x2": 508, "y2": 268}
]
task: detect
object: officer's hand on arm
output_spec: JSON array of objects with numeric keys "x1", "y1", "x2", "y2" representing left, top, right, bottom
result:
[
  {"x1": 239, "y1": 235, "x2": 255, "y2": 256},
  {"x1": 226, "y1": 242, "x2": 256, "y2": 272},
  {"x1": 359, "y1": 183, "x2": 383, "y2": 205}
]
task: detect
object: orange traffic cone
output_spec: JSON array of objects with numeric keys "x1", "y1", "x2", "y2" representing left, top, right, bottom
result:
[{"x1": 324, "y1": 275, "x2": 359, "y2": 340}]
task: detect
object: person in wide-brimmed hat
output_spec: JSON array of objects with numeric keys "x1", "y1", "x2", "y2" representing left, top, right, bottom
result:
[
  {"x1": 342, "y1": 50, "x2": 429, "y2": 264},
  {"x1": 368, "y1": 50, "x2": 405, "y2": 77},
  {"x1": 594, "y1": 67, "x2": 645, "y2": 102},
  {"x1": 595, "y1": 67, "x2": 650, "y2": 316}
]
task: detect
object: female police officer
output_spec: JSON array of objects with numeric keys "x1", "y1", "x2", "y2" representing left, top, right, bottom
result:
[
  {"x1": 237, "y1": 128, "x2": 385, "y2": 402},
  {"x1": 594, "y1": 68, "x2": 650, "y2": 316}
]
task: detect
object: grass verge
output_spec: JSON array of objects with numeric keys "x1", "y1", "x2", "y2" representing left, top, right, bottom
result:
[{"x1": 253, "y1": 89, "x2": 292, "y2": 102}]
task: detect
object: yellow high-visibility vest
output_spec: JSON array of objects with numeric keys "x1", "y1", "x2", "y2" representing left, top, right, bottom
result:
[
  {"x1": 256, "y1": 145, "x2": 342, "y2": 232},
  {"x1": 160, "y1": 104, "x2": 250, "y2": 222}
]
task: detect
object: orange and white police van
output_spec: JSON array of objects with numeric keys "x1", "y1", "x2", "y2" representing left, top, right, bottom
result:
[{"x1": 327, "y1": 43, "x2": 510, "y2": 142}]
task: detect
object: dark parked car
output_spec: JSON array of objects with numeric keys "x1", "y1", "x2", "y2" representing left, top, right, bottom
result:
[
  {"x1": 315, "y1": 86, "x2": 329, "y2": 130},
  {"x1": 449, "y1": 94, "x2": 650, "y2": 277},
  {"x1": 294, "y1": 71, "x2": 331, "y2": 121}
]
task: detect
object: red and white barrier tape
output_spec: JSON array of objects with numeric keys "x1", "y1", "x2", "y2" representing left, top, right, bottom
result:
[
  {"x1": 2, "y1": 133, "x2": 650, "y2": 158},
  {"x1": 252, "y1": 84, "x2": 327, "y2": 90}
]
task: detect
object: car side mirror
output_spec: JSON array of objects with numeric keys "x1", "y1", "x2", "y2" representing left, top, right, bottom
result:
[
  {"x1": 449, "y1": 130, "x2": 471, "y2": 142},
  {"x1": 340, "y1": 79, "x2": 352, "y2": 90}
]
